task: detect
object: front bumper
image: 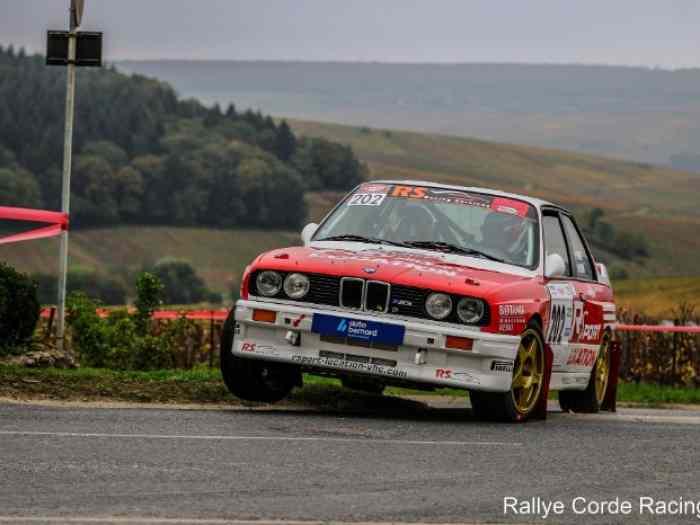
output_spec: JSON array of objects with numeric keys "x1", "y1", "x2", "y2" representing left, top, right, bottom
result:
[{"x1": 232, "y1": 299, "x2": 521, "y2": 392}]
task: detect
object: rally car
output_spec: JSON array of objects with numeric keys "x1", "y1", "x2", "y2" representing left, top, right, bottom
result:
[{"x1": 220, "y1": 181, "x2": 616, "y2": 422}]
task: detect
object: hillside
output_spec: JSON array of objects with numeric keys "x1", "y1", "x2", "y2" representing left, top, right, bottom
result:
[
  {"x1": 0, "y1": 46, "x2": 364, "y2": 230},
  {"x1": 291, "y1": 120, "x2": 700, "y2": 277},
  {"x1": 117, "y1": 60, "x2": 700, "y2": 167}
]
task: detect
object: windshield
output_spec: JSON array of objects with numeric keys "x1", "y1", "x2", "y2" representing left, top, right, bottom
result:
[{"x1": 314, "y1": 183, "x2": 540, "y2": 269}]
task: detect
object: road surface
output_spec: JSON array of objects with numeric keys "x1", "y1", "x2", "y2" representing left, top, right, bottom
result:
[{"x1": 1, "y1": 398, "x2": 699, "y2": 524}]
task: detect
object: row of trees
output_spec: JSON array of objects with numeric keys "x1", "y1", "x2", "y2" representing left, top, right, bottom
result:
[{"x1": 0, "y1": 45, "x2": 365, "y2": 229}]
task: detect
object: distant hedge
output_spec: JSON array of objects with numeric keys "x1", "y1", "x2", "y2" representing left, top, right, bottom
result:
[{"x1": 0, "y1": 262, "x2": 40, "y2": 349}]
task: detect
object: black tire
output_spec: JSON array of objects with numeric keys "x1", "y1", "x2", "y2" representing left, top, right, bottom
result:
[
  {"x1": 341, "y1": 377, "x2": 386, "y2": 395},
  {"x1": 470, "y1": 323, "x2": 545, "y2": 423},
  {"x1": 219, "y1": 310, "x2": 301, "y2": 403},
  {"x1": 559, "y1": 332, "x2": 611, "y2": 414}
]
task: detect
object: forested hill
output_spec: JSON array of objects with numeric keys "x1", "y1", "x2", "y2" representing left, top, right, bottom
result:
[{"x1": 0, "y1": 45, "x2": 365, "y2": 229}]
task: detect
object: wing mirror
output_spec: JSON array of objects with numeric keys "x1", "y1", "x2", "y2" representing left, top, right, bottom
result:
[
  {"x1": 545, "y1": 253, "x2": 566, "y2": 278},
  {"x1": 596, "y1": 262, "x2": 611, "y2": 286},
  {"x1": 300, "y1": 223, "x2": 319, "y2": 246}
]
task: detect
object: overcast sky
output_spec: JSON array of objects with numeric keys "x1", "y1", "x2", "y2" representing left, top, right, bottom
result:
[{"x1": 2, "y1": 0, "x2": 699, "y2": 67}]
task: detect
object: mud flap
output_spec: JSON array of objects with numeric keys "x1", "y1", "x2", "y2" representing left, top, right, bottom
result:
[
  {"x1": 531, "y1": 343, "x2": 554, "y2": 420},
  {"x1": 601, "y1": 340, "x2": 621, "y2": 412}
]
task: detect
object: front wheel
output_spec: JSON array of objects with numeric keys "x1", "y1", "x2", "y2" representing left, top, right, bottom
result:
[
  {"x1": 219, "y1": 311, "x2": 301, "y2": 403},
  {"x1": 470, "y1": 325, "x2": 545, "y2": 422},
  {"x1": 559, "y1": 331, "x2": 611, "y2": 413}
]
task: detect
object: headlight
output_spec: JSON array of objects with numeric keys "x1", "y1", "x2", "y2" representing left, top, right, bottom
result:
[
  {"x1": 283, "y1": 273, "x2": 310, "y2": 299},
  {"x1": 457, "y1": 297, "x2": 485, "y2": 324},
  {"x1": 425, "y1": 292, "x2": 452, "y2": 320},
  {"x1": 256, "y1": 271, "x2": 283, "y2": 297}
]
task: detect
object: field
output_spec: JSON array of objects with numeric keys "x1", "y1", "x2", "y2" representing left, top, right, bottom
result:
[
  {"x1": 614, "y1": 276, "x2": 700, "y2": 318},
  {"x1": 0, "y1": 226, "x2": 298, "y2": 299}
]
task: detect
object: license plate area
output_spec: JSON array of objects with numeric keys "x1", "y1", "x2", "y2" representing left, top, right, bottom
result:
[{"x1": 312, "y1": 314, "x2": 405, "y2": 346}]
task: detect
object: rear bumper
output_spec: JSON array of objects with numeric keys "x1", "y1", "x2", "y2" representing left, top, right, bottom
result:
[{"x1": 232, "y1": 299, "x2": 521, "y2": 392}]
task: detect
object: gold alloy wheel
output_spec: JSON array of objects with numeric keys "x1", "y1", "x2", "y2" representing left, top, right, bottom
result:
[
  {"x1": 511, "y1": 329, "x2": 545, "y2": 414},
  {"x1": 594, "y1": 333, "x2": 611, "y2": 404}
]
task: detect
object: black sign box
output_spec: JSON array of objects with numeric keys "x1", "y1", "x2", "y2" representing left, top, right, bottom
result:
[{"x1": 46, "y1": 31, "x2": 102, "y2": 67}]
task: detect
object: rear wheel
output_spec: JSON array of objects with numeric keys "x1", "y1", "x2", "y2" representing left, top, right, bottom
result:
[
  {"x1": 219, "y1": 310, "x2": 300, "y2": 403},
  {"x1": 559, "y1": 332, "x2": 611, "y2": 413},
  {"x1": 470, "y1": 325, "x2": 545, "y2": 422}
]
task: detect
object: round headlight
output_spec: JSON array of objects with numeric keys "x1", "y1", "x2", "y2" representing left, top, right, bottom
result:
[
  {"x1": 283, "y1": 273, "x2": 310, "y2": 299},
  {"x1": 457, "y1": 297, "x2": 485, "y2": 324},
  {"x1": 256, "y1": 271, "x2": 282, "y2": 297},
  {"x1": 425, "y1": 293, "x2": 453, "y2": 320}
]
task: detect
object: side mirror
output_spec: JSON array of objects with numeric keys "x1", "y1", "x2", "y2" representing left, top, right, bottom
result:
[
  {"x1": 300, "y1": 223, "x2": 319, "y2": 246},
  {"x1": 545, "y1": 253, "x2": 566, "y2": 278},
  {"x1": 596, "y1": 262, "x2": 611, "y2": 286}
]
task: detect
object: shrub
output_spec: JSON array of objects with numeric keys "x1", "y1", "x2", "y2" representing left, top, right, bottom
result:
[
  {"x1": 0, "y1": 262, "x2": 40, "y2": 349},
  {"x1": 66, "y1": 292, "x2": 111, "y2": 367},
  {"x1": 134, "y1": 272, "x2": 163, "y2": 335}
]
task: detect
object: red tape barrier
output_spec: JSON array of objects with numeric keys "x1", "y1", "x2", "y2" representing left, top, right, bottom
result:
[
  {"x1": 41, "y1": 308, "x2": 229, "y2": 321},
  {"x1": 615, "y1": 324, "x2": 700, "y2": 334},
  {"x1": 0, "y1": 206, "x2": 69, "y2": 245}
]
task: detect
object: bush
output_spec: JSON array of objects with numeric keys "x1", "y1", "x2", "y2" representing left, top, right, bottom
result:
[{"x1": 0, "y1": 262, "x2": 40, "y2": 350}]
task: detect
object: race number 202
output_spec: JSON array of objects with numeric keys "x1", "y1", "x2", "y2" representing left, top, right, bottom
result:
[{"x1": 348, "y1": 193, "x2": 387, "y2": 206}]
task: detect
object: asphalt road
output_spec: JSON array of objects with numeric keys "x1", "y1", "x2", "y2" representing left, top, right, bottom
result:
[{"x1": 1, "y1": 399, "x2": 699, "y2": 525}]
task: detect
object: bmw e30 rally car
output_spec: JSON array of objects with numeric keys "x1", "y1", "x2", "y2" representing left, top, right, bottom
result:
[{"x1": 220, "y1": 181, "x2": 616, "y2": 422}]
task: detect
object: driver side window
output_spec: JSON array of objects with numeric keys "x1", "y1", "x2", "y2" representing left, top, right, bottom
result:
[{"x1": 543, "y1": 214, "x2": 571, "y2": 277}]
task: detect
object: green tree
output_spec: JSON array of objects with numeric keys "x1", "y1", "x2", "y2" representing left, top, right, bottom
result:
[
  {"x1": 274, "y1": 120, "x2": 297, "y2": 161},
  {"x1": 0, "y1": 167, "x2": 43, "y2": 208}
]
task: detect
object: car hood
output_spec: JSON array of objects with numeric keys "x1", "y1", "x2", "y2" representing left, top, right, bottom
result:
[{"x1": 254, "y1": 245, "x2": 531, "y2": 295}]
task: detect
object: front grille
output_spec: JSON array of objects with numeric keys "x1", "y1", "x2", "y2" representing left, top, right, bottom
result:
[
  {"x1": 340, "y1": 277, "x2": 364, "y2": 309},
  {"x1": 365, "y1": 281, "x2": 390, "y2": 313},
  {"x1": 249, "y1": 270, "x2": 488, "y2": 326}
]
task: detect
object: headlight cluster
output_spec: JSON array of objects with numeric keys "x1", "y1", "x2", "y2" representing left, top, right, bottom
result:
[
  {"x1": 255, "y1": 271, "x2": 310, "y2": 299},
  {"x1": 425, "y1": 292, "x2": 486, "y2": 324}
]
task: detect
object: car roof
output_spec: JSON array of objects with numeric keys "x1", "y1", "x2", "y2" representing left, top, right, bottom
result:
[{"x1": 370, "y1": 179, "x2": 569, "y2": 212}]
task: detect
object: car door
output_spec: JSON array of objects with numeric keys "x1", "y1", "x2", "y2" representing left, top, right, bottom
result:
[
  {"x1": 541, "y1": 210, "x2": 578, "y2": 371},
  {"x1": 559, "y1": 213, "x2": 608, "y2": 371}
]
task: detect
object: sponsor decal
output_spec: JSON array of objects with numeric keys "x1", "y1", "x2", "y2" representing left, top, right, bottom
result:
[
  {"x1": 292, "y1": 314, "x2": 306, "y2": 328},
  {"x1": 240, "y1": 341, "x2": 256, "y2": 353},
  {"x1": 435, "y1": 368, "x2": 452, "y2": 379},
  {"x1": 498, "y1": 303, "x2": 527, "y2": 333},
  {"x1": 499, "y1": 303, "x2": 525, "y2": 316},
  {"x1": 567, "y1": 347, "x2": 597, "y2": 367},
  {"x1": 347, "y1": 192, "x2": 387, "y2": 206},
  {"x1": 292, "y1": 354, "x2": 408, "y2": 379},
  {"x1": 312, "y1": 314, "x2": 405, "y2": 346},
  {"x1": 491, "y1": 360, "x2": 514, "y2": 373},
  {"x1": 359, "y1": 183, "x2": 388, "y2": 193}
]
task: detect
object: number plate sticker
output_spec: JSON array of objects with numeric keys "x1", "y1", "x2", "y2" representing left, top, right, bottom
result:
[
  {"x1": 347, "y1": 193, "x2": 387, "y2": 206},
  {"x1": 311, "y1": 314, "x2": 405, "y2": 346}
]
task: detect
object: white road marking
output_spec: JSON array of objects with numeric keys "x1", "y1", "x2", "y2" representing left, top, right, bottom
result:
[{"x1": 0, "y1": 430, "x2": 520, "y2": 447}]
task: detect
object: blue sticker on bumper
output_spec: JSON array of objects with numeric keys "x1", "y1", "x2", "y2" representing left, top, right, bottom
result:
[{"x1": 311, "y1": 314, "x2": 405, "y2": 346}]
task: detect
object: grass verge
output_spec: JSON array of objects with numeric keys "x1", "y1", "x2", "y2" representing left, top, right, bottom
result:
[{"x1": 0, "y1": 365, "x2": 698, "y2": 408}]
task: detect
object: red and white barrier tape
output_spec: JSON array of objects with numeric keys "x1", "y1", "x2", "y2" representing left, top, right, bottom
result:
[
  {"x1": 0, "y1": 206, "x2": 69, "y2": 245},
  {"x1": 615, "y1": 324, "x2": 700, "y2": 334}
]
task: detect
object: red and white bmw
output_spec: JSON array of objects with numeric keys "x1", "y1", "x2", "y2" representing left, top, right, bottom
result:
[{"x1": 221, "y1": 181, "x2": 616, "y2": 422}]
